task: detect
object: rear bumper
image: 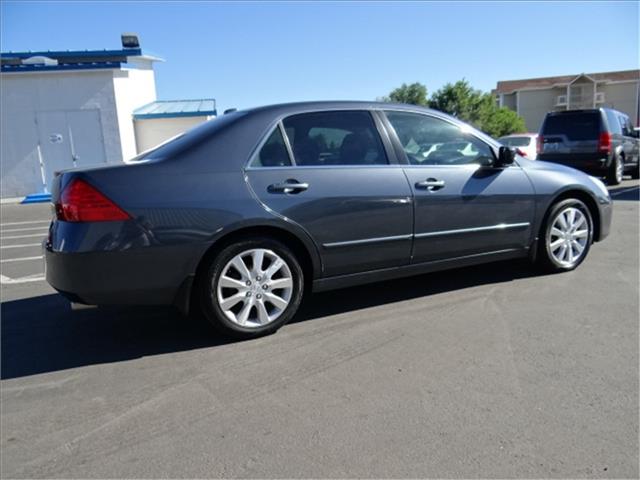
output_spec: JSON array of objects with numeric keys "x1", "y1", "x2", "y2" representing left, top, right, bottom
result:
[
  {"x1": 45, "y1": 243, "x2": 198, "y2": 308},
  {"x1": 537, "y1": 154, "x2": 611, "y2": 176}
]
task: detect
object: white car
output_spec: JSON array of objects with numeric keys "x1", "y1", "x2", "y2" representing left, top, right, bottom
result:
[{"x1": 498, "y1": 133, "x2": 539, "y2": 160}]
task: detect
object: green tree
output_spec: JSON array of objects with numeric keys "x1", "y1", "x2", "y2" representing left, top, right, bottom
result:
[
  {"x1": 478, "y1": 105, "x2": 527, "y2": 138},
  {"x1": 382, "y1": 82, "x2": 429, "y2": 106},
  {"x1": 428, "y1": 79, "x2": 485, "y2": 123},
  {"x1": 429, "y1": 79, "x2": 526, "y2": 137}
]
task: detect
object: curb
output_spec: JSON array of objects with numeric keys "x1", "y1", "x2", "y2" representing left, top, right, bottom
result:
[
  {"x1": 0, "y1": 197, "x2": 24, "y2": 205},
  {"x1": 22, "y1": 193, "x2": 52, "y2": 204},
  {"x1": 1, "y1": 193, "x2": 52, "y2": 205}
]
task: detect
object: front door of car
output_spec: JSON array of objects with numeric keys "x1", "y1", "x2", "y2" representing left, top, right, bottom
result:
[
  {"x1": 245, "y1": 110, "x2": 414, "y2": 277},
  {"x1": 382, "y1": 110, "x2": 536, "y2": 263}
]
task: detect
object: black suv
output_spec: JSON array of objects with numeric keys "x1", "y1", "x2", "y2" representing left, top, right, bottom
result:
[{"x1": 537, "y1": 108, "x2": 640, "y2": 184}]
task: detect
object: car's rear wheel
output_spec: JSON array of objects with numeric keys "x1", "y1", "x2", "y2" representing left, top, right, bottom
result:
[
  {"x1": 199, "y1": 238, "x2": 304, "y2": 338},
  {"x1": 606, "y1": 154, "x2": 623, "y2": 185},
  {"x1": 537, "y1": 198, "x2": 593, "y2": 272}
]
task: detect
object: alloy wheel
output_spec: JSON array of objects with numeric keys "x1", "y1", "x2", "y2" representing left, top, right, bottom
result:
[
  {"x1": 215, "y1": 248, "x2": 293, "y2": 328},
  {"x1": 615, "y1": 157, "x2": 624, "y2": 184},
  {"x1": 547, "y1": 207, "x2": 590, "y2": 267}
]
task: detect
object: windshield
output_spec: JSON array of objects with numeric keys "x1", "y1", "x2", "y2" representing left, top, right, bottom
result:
[{"x1": 499, "y1": 136, "x2": 531, "y2": 147}]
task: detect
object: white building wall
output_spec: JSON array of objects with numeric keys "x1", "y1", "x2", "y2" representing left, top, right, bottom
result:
[
  {"x1": 0, "y1": 70, "x2": 123, "y2": 198},
  {"x1": 134, "y1": 116, "x2": 212, "y2": 153},
  {"x1": 516, "y1": 89, "x2": 559, "y2": 132},
  {"x1": 601, "y1": 82, "x2": 639, "y2": 125},
  {"x1": 112, "y1": 61, "x2": 157, "y2": 161}
]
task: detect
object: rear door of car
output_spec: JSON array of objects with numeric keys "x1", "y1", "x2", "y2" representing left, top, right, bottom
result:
[
  {"x1": 245, "y1": 109, "x2": 414, "y2": 277},
  {"x1": 538, "y1": 111, "x2": 603, "y2": 167},
  {"x1": 618, "y1": 113, "x2": 640, "y2": 165},
  {"x1": 381, "y1": 110, "x2": 536, "y2": 263}
]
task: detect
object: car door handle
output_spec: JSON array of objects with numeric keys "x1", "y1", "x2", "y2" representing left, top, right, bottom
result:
[
  {"x1": 268, "y1": 180, "x2": 309, "y2": 194},
  {"x1": 415, "y1": 178, "x2": 445, "y2": 191}
]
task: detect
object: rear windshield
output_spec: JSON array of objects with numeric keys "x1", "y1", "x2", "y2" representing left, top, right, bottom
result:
[
  {"x1": 499, "y1": 136, "x2": 531, "y2": 147},
  {"x1": 542, "y1": 112, "x2": 601, "y2": 140},
  {"x1": 129, "y1": 111, "x2": 248, "y2": 162}
]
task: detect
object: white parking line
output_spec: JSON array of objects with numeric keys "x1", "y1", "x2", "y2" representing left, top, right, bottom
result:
[
  {"x1": 0, "y1": 273, "x2": 46, "y2": 284},
  {"x1": 0, "y1": 220, "x2": 50, "y2": 226},
  {"x1": 1, "y1": 226, "x2": 49, "y2": 233},
  {"x1": 0, "y1": 243, "x2": 42, "y2": 249},
  {"x1": 1, "y1": 255, "x2": 43, "y2": 263},
  {"x1": 1, "y1": 233, "x2": 47, "y2": 240},
  {"x1": 610, "y1": 186, "x2": 639, "y2": 197}
]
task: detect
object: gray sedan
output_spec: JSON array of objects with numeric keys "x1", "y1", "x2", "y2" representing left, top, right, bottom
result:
[{"x1": 45, "y1": 102, "x2": 612, "y2": 339}]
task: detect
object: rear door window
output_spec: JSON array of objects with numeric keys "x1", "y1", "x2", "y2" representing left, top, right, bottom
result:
[
  {"x1": 618, "y1": 114, "x2": 633, "y2": 136},
  {"x1": 282, "y1": 111, "x2": 388, "y2": 166},
  {"x1": 605, "y1": 110, "x2": 623, "y2": 135},
  {"x1": 542, "y1": 112, "x2": 602, "y2": 140},
  {"x1": 626, "y1": 118, "x2": 635, "y2": 137}
]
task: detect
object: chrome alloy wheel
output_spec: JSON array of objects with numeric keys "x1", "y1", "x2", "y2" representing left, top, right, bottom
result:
[
  {"x1": 547, "y1": 207, "x2": 590, "y2": 267},
  {"x1": 215, "y1": 248, "x2": 293, "y2": 328},
  {"x1": 615, "y1": 156, "x2": 624, "y2": 184}
]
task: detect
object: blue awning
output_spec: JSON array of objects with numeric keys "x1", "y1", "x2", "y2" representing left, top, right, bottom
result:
[
  {"x1": 1, "y1": 48, "x2": 163, "y2": 73},
  {"x1": 133, "y1": 99, "x2": 217, "y2": 119}
]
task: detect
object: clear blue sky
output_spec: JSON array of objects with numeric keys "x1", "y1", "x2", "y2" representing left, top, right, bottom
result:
[{"x1": 2, "y1": 1, "x2": 638, "y2": 113}]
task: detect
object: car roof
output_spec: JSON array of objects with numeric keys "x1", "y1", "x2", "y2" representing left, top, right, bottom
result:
[
  {"x1": 238, "y1": 100, "x2": 439, "y2": 116},
  {"x1": 232, "y1": 100, "x2": 501, "y2": 148},
  {"x1": 499, "y1": 133, "x2": 538, "y2": 137},
  {"x1": 546, "y1": 109, "x2": 601, "y2": 115}
]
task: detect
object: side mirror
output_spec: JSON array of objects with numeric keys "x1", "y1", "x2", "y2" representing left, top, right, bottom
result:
[{"x1": 497, "y1": 146, "x2": 516, "y2": 166}]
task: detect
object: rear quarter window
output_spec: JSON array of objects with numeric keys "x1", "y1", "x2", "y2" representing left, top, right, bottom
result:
[
  {"x1": 605, "y1": 110, "x2": 623, "y2": 135},
  {"x1": 542, "y1": 112, "x2": 602, "y2": 140}
]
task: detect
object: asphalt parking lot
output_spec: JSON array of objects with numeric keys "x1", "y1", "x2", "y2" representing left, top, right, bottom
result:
[{"x1": 1, "y1": 180, "x2": 638, "y2": 478}]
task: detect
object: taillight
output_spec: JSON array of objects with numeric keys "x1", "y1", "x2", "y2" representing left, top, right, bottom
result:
[
  {"x1": 536, "y1": 135, "x2": 543, "y2": 155},
  {"x1": 55, "y1": 179, "x2": 130, "y2": 222},
  {"x1": 516, "y1": 148, "x2": 528, "y2": 157},
  {"x1": 598, "y1": 132, "x2": 612, "y2": 153}
]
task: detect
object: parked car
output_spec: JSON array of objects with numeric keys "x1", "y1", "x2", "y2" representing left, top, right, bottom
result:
[
  {"x1": 498, "y1": 133, "x2": 538, "y2": 159},
  {"x1": 45, "y1": 102, "x2": 612, "y2": 339},
  {"x1": 537, "y1": 108, "x2": 640, "y2": 184}
]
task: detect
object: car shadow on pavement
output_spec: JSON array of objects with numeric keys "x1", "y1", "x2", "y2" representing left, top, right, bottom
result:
[
  {"x1": 609, "y1": 184, "x2": 639, "y2": 201},
  {"x1": 1, "y1": 259, "x2": 541, "y2": 380},
  {"x1": 295, "y1": 258, "x2": 541, "y2": 323}
]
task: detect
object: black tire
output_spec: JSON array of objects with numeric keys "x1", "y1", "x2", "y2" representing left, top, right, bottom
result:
[
  {"x1": 537, "y1": 198, "x2": 594, "y2": 273},
  {"x1": 606, "y1": 154, "x2": 623, "y2": 185},
  {"x1": 198, "y1": 237, "x2": 304, "y2": 339}
]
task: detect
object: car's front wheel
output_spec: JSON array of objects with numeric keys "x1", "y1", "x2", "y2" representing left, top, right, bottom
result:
[
  {"x1": 537, "y1": 198, "x2": 594, "y2": 272},
  {"x1": 199, "y1": 238, "x2": 304, "y2": 338}
]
